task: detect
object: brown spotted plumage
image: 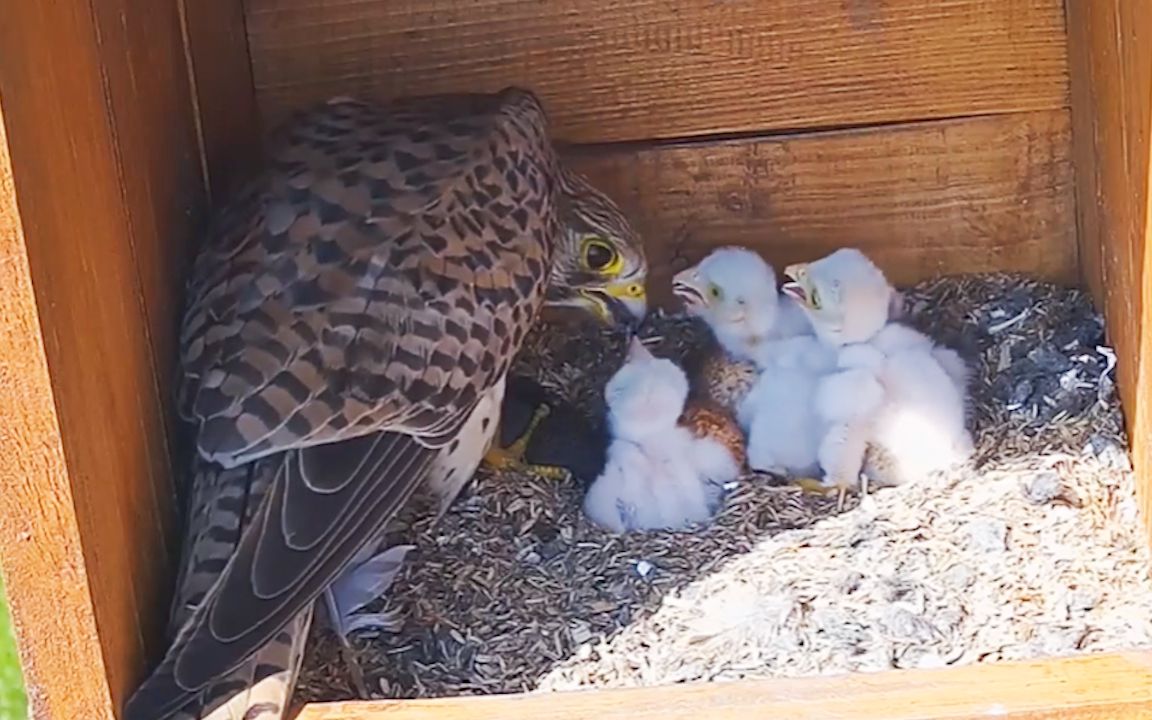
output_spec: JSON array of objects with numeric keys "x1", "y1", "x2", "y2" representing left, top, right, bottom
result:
[
  {"x1": 693, "y1": 348, "x2": 758, "y2": 416},
  {"x1": 679, "y1": 400, "x2": 747, "y2": 471},
  {"x1": 681, "y1": 329, "x2": 759, "y2": 420},
  {"x1": 126, "y1": 88, "x2": 646, "y2": 720}
]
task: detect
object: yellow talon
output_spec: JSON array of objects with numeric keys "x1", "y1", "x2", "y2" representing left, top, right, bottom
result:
[
  {"x1": 482, "y1": 444, "x2": 519, "y2": 471},
  {"x1": 525, "y1": 464, "x2": 569, "y2": 481},
  {"x1": 484, "y1": 402, "x2": 550, "y2": 467},
  {"x1": 483, "y1": 403, "x2": 569, "y2": 480}
]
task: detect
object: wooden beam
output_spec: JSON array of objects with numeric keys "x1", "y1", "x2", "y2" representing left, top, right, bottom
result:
[
  {"x1": 294, "y1": 650, "x2": 1152, "y2": 720},
  {"x1": 179, "y1": 0, "x2": 263, "y2": 201},
  {"x1": 0, "y1": 93, "x2": 119, "y2": 720},
  {"x1": 245, "y1": 0, "x2": 1069, "y2": 142},
  {"x1": 563, "y1": 110, "x2": 1076, "y2": 308},
  {"x1": 87, "y1": 0, "x2": 208, "y2": 454},
  {"x1": 1067, "y1": 0, "x2": 1152, "y2": 542},
  {"x1": 0, "y1": 0, "x2": 206, "y2": 716}
]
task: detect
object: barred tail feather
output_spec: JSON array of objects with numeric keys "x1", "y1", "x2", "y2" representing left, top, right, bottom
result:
[
  {"x1": 185, "y1": 610, "x2": 312, "y2": 720},
  {"x1": 132, "y1": 456, "x2": 308, "y2": 720}
]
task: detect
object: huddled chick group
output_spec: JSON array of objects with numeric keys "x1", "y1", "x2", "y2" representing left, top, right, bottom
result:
[{"x1": 579, "y1": 245, "x2": 974, "y2": 533}]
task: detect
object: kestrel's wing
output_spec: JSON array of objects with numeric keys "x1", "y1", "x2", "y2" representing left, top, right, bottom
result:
[
  {"x1": 125, "y1": 88, "x2": 560, "y2": 719},
  {"x1": 161, "y1": 456, "x2": 314, "y2": 720}
]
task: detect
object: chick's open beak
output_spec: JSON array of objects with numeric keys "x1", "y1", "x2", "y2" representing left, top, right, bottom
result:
[
  {"x1": 781, "y1": 262, "x2": 811, "y2": 306},
  {"x1": 671, "y1": 267, "x2": 707, "y2": 310}
]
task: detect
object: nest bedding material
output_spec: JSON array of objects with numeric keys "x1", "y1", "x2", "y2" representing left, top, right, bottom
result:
[{"x1": 296, "y1": 273, "x2": 1152, "y2": 702}]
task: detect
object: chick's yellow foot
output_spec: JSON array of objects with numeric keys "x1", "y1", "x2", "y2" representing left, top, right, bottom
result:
[
  {"x1": 791, "y1": 476, "x2": 858, "y2": 512},
  {"x1": 483, "y1": 403, "x2": 570, "y2": 481},
  {"x1": 791, "y1": 476, "x2": 837, "y2": 495}
]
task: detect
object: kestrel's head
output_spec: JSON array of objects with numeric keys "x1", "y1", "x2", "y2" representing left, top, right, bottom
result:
[
  {"x1": 671, "y1": 246, "x2": 785, "y2": 359},
  {"x1": 545, "y1": 170, "x2": 648, "y2": 327},
  {"x1": 781, "y1": 248, "x2": 895, "y2": 346}
]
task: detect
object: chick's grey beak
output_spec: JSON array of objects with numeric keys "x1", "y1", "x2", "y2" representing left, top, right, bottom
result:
[
  {"x1": 781, "y1": 281, "x2": 806, "y2": 303},
  {"x1": 782, "y1": 263, "x2": 810, "y2": 305},
  {"x1": 671, "y1": 268, "x2": 707, "y2": 309}
]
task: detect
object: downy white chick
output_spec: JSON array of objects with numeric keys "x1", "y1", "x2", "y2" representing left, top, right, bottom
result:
[
  {"x1": 673, "y1": 246, "x2": 836, "y2": 477},
  {"x1": 782, "y1": 248, "x2": 973, "y2": 490},
  {"x1": 583, "y1": 337, "x2": 744, "y2": 533},
  {"x1": 673, "y1": 246, "x2": 811, "y2": 363}
]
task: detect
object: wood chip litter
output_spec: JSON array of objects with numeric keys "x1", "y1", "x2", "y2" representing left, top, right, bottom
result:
[{"x1": 296, "y1": 272, "x2": 1152, "y2": 702}]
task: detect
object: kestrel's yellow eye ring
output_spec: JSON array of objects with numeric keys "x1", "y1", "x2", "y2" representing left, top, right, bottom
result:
[
  {"x1": 810, "y1": 287, "x2": 822, "y2": 310},
  {"x1": 708, "y1": 283, "x2": 723, "y2": 300},
  {"x1": 582, "y1": 237, "x2": 623, "y2": 275}
]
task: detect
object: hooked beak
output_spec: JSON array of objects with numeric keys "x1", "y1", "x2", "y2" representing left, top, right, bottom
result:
[
  {"x1": 579, "y1": 278, "x2": 647, "y2": 328},
  {"x1": 671, "y1": 267, "x2": 708, "y2": 311},
  {"x1": 781, "y1": 262, "x2": 810, "y2": 306}
]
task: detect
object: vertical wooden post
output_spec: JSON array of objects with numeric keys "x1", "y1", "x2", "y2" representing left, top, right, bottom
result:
[
  {"x1": 0, "y1": 103, "x2": 121, "y2": 720},
  {"x1": 1067, "y1": 0, "x2": 1152, "y2": 542},
  {"x1": 179, "y1": 0, "x2": 265, "y2": 202},
  {"x1": 0, "y1": 0, "x2": 230, "y2": 716}
]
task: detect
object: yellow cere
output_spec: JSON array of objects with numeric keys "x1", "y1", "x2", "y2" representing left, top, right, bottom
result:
[{"x1": 606, "y1": 281, "x2": 646, "y2": 300}]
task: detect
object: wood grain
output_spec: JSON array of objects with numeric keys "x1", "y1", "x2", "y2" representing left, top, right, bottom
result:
[
  {"x1": 0, "y1": 0, "x2": 205, "y2": 714},
  {"x1": 0, "y1": 95, "x2": 120, "y2": 720},
  {"x1": 245, "y1": 0, "x2": 1070, "y2": 142},
  {"x1": 1067, "y1": 0, "x2": 1152, "y2": 544},
  {"x1": 563, "y1": 110, "x2": 1076, "y2": 306},
  {"x1": 179, "y1": 0, "x2": 263, "y2": 201},
  {"x1": 295, "y1": 650, "x2": 1152, "y2": 720},
  {"x1": 90, "y1": 0, "x2": 206, "y2": 479}
]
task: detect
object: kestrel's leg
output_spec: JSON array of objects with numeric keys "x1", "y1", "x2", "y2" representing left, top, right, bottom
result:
[
  {"x1": 320, "y1": 542, "x2": 414, "y2": 698},
  {"x1": 317, "y1": 593, "x2": 371, "y2": 699},
  {"x1": 483, "y1": 402, "x2": 569, "y2": 480}
]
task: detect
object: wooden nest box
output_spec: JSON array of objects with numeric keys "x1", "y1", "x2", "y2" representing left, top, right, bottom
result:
[{"x1": 2, "y1": 1, "x2": 1151, "y2": 718}]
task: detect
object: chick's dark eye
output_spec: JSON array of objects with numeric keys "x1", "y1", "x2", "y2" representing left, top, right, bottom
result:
[{"x1": 585, "y1": 241, "x2": 617, "y2": 271}]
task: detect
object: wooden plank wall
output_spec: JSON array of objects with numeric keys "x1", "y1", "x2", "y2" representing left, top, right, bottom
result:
[
  {"x1": 245, "y1": 0, "x2": 1076, "y2": 298},
  {"x1": 0, "y1": 0, "x2": 228, "y2": 716},
  {"x1": 247, "y1": 0, "x2": 1067, "y2": 141},
  {"x1": 1067, "y1": 1, "x2": 1152, "y2": 542},
  {"x1": 567, "y1": 112, "x2": 1073, "y2": 292}
]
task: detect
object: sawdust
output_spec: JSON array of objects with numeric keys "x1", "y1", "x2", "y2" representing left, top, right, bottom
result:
[{"x1": 296, "y1": 273, "x2": 1152, "y2": 701}]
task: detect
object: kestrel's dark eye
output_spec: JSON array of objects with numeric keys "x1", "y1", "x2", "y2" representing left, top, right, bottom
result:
[{"x1": 583, "y1": 238, "x2": 619, "y2": 273}]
